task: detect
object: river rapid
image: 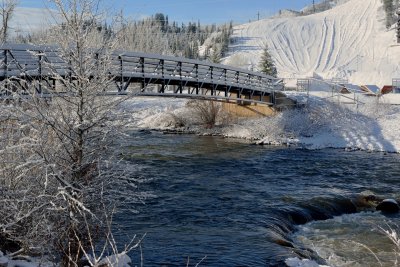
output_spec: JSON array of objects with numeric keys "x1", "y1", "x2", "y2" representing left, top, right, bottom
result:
[{"x1": 113, "y1": 130, "x2": 400, "y2": 266}]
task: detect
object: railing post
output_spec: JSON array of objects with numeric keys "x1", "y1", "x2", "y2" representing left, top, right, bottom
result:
[
  {"x1": 140, "y1": 57, "x2": 145, "y2": 90},
  {"x1": 118, "y1": 55, "x2": 123, "y2": 92},
  {"x1": 178, "y1": 62, "x2": 182, "y2": 94},
  {"x1": 210, "y1": 66, "x2": 214, "y2": 96},
  {"x1": 160, "y1": 59, "x2": 165, "y2": 93},
  {"x1": 235, "y1": 71, "x2": 240, "y2": 100},
  {"x1": 195, "y1": 64, "x2": 199, "y2": 95},
  {"x1": 38, "y1": 54, "x2": 43, "y2": 94},
  {"x1": 224, "y1": 69, "x2": 227, "y2": 97}
]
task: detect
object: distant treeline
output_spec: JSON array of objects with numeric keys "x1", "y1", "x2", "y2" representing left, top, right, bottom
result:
[{"x1": 17, "y1": 12, "x2": 233, "y2": 63}]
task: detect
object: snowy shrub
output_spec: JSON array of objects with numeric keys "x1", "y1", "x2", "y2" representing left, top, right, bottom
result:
[
  {"x1": 186, "y1": 100, "x2": 222, "y2": 128},
  {"x1": 224, "y1": 53, "x2": 250, "y2": 69}
]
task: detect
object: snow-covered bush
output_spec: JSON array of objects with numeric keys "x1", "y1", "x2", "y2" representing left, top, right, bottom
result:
[{"x1": 186, "y1": 100, "x2": 222, "y2": 128}]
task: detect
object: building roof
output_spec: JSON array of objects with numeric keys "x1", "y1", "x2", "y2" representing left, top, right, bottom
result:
[{"x1": 360, "y1": 85, "x2": 380, "y2": 95}]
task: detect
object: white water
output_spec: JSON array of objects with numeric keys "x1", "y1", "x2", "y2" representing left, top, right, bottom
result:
[{"x1": 293, "y1": 212, "x2": 400, "y2": 267}]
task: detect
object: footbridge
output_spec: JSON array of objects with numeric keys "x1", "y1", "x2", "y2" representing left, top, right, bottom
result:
[{"x1": 0, "y1": 44, "x2": 283, "y2": 106}]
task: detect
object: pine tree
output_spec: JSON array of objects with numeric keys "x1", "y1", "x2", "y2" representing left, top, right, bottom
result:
[
  {"x1": 258, "y1": 44, "x2": 277, "y2": 77},
  {"x1": 208, "y1": 44, "x2": 222, "y2": 63}
]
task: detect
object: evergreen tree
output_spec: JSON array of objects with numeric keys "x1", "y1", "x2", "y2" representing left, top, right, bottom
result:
[
  {"x1": 208, "y1": 44, "x2": 222, "y2": 63},
  {"x1": 258, "y1": 44, "x2": 277, "y2": 77}
]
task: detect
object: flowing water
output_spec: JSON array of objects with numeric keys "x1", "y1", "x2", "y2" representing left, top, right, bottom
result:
[{"x1": 113, "y1": 130, "x2": 400, "y2": 266}]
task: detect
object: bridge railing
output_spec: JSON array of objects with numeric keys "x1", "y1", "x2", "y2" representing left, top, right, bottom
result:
[{"x1": 114, "y1": 51, "x2": 276, "y2": 92}]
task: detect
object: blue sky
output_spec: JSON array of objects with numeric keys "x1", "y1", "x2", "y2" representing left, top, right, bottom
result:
[{"x1": 18, "y1": 0, "x2": 313, "y2": 24}]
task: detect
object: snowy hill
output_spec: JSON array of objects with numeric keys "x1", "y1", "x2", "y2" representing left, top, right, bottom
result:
[{"x1": 225, "y1": 0, "x2": 400, "y2": 87}]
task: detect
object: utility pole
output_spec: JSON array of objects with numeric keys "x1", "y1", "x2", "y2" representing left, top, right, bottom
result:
[
  {"x1": 313, "y1": 0, "x2": 316, "y2": 13},
  {"x1": 257, "y1": 12, "x2": 260, "y2": 21}
]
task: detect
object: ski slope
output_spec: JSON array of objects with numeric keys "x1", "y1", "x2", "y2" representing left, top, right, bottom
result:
[{"x1": 225, "y1": 0, "x2": 400, "y2": 87}]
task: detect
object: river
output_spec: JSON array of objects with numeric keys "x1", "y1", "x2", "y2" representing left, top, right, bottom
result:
[{"x1": 113, "y1": 130, "x2": 400, "y2": 266}]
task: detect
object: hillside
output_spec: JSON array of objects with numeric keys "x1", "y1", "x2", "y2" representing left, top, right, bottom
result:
[{"x1": 225, "y1": 0, "x2": 400, "y2": 87}]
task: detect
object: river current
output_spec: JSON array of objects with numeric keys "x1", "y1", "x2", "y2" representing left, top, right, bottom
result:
[{"x1": 113, "y1": 130, "x2": 400, "y2": 266}]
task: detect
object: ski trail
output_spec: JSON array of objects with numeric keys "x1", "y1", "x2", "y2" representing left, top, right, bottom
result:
[
  {"x1": 314, "y1": 17, "x2": 328, "y2": 71},
  {"x1": 321, "y1": 20, "x2": 336, "y2": 72}
]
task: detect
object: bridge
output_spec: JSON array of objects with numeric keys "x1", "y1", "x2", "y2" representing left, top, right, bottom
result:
[{"x1": 0, "y1": 44, "x2": 282, "y2": 106}]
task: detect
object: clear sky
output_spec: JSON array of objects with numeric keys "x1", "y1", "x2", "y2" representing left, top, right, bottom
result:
[{"x1": 18, "y1": 0, "x2": 314, "y2": 24}]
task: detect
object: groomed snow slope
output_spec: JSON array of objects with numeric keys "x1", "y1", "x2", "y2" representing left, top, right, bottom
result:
[{"x1": 225, "y1": 0, "x2": 400, "y2": 87}]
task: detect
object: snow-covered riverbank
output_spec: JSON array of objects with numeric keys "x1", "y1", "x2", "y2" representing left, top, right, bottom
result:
[{"x1": 120, "y1": 94, "x2": 400, "y2": 154}]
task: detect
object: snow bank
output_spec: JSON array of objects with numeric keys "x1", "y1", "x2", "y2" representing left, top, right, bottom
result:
[
  {"x1": 257, "y1": 93, "x2": 400, "y2": 153},
  {"x1": 225, "y1": 0, "x2": 400, "y2": 87}
]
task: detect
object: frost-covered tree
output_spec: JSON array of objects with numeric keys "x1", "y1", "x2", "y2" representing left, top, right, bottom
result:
[
  {"x1": 0, "y1": 0, "x2": 18, "y2": 43},
  {"x1": 0, "y1": 0, "x2": 139, "y2": 265},
  {"x1": 258, "y1": 44, "x2": 277, "y2": 77}
]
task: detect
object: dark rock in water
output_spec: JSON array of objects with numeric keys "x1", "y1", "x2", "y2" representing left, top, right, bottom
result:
[
  {"x1": 376, "y1": 199, "x2": 400, "y2": 213},
  {"x1": 354, "y1": 191, "x2": 383, "y2": 211},
  {"x1": 273, "y1": 238, "x2": 294, "y2": 248}
]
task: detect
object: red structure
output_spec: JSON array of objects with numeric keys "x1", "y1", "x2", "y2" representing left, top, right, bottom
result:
[{"x1": 381, "y1": 85, "x2": 394, "y2": 95}]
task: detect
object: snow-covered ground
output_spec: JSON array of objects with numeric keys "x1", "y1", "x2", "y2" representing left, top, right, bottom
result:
[{"x1": 225, "y1": 0, "x2": 400, "y2": 87}]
